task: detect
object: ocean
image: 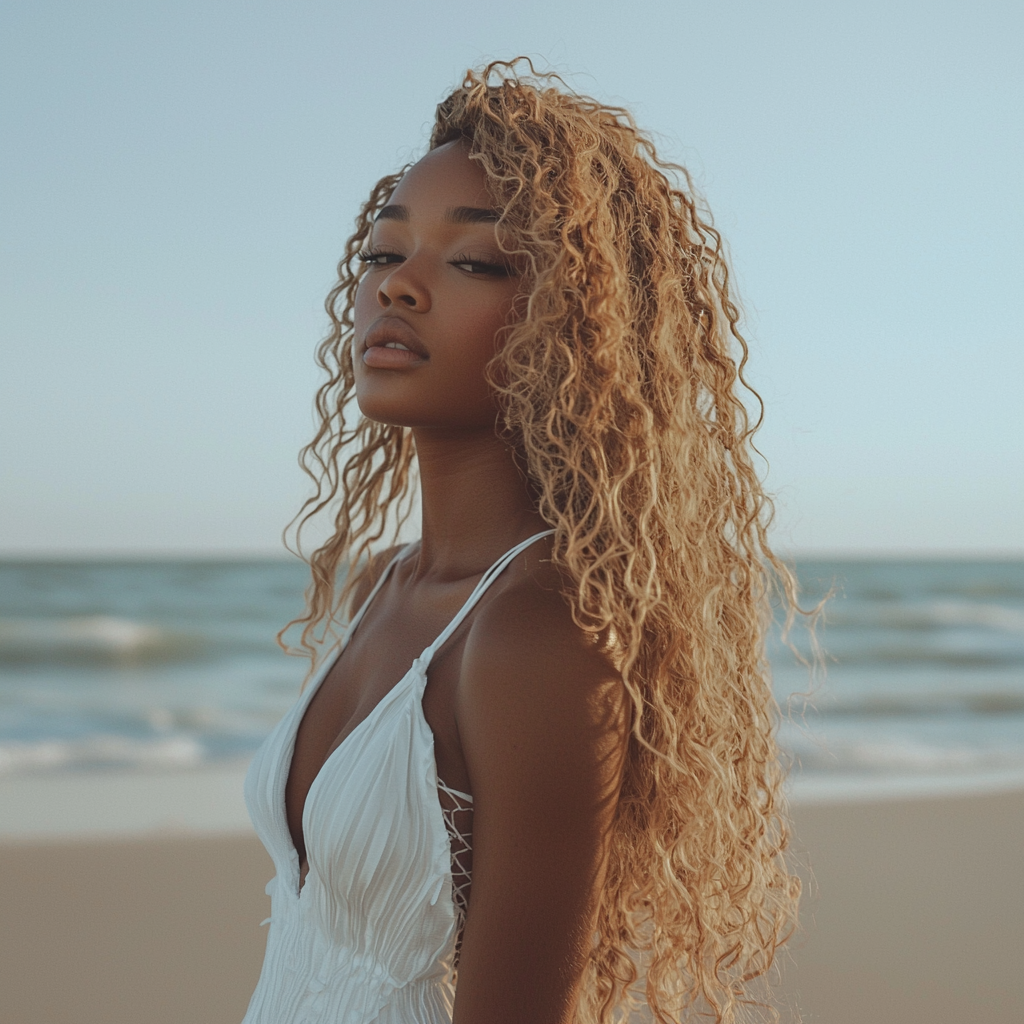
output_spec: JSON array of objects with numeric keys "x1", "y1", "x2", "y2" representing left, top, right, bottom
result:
[{"x1": 1, "y1": 557, "x2": 1022, "y2": 796}]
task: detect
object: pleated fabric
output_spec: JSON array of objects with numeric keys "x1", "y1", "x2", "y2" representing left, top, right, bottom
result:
[{"x1": 241, "y1": 530, "x2": 555, "y2": 1024}]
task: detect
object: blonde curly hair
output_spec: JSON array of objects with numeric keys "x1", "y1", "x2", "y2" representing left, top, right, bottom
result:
[{"x1": 285, "y1": 59, "x2": 803, "y2": 1024}]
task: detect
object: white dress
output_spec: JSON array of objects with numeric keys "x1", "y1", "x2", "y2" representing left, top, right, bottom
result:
[{"x1": 241, "y1": 530, "x2": 555, "y2": 1024}]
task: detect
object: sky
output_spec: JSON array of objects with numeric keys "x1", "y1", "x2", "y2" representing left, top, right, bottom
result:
[{"x1": 1, "y1": 0, "x2": 1021, "y2": 557}]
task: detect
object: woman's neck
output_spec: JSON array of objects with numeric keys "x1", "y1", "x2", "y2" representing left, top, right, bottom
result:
[{"x1": 410, "y1": 425, "x2": 548, "y2": 582}]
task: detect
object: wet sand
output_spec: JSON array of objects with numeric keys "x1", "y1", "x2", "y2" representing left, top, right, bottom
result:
[{"x1": 0, "y1": 778, "x2": 1021, "y2": 1024}]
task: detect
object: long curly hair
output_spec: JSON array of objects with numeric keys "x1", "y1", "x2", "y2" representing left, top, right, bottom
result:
[{"x1": 284, "y1": 59, "x2": 804, "y2": 1024}]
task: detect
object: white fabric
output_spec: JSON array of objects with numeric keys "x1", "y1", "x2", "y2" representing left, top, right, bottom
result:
[{"x1": 241, "y1": 530, "x2": 555, "y2": 1024}]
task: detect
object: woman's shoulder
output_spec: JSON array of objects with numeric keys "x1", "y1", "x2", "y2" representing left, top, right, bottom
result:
[
  {"x1": 461, "y1": 556, "x2": 624, "y2": 720},
  {"x1": 347, "y1": 543, "x2": 407, "y2": 612},
  {"x1": 473, "y1": 553, "x2": 572, "y2": 646}
]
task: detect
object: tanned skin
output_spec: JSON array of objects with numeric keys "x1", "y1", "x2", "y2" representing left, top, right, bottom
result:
[{"x1": 284, "y1": 141, "x2": 629, "y2": 1024}]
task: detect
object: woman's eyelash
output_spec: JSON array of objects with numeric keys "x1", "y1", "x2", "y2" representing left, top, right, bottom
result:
[
  {"x1": 450, "y1": 253, "x2": 511, "y2": 275},
  {"x1": 357, "y1": 248, "x2": 402, "y2": 266}
]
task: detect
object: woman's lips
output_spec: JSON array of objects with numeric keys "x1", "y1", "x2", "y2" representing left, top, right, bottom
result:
[{"x1": 361, "y1": 318, "x2": 429, "y2": 369}]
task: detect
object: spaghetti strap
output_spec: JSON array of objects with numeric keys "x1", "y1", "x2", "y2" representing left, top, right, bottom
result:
[
  {"x1": 420, "y1": 528, "x2": 554, "y2": 665},
  {"x1": 342, "y1": 545, "x2": 412, "y2": 640}
]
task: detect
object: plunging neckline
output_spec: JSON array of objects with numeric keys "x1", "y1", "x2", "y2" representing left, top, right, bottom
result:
[
  {"x1": 282, "y1": 530, "x2": 554, "y2": 896},
  {"x1": 285, "y1": 545, "x2": 418, "y2": 894},
  {"x1": 289, "y1": 653, "x2": 427, "y2": 894}
]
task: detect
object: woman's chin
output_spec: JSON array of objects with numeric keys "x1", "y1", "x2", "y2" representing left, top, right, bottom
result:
[{"x1": 352, "y1": 389, "x2": 431, "y2": 429}]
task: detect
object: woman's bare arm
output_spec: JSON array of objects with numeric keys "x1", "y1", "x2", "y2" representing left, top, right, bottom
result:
[{"x1": 453, "y1": 576, "x2": 629, "y2": 1024}]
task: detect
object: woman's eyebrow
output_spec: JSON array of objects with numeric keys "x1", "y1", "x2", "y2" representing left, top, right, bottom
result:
[
  {"x1": 445, "y1": 206, "x2": 500, "y2": 224},
  {"x1": 373, "y1": 204, "x2": 500, "y2": 224},
  {"x1": 375, "y1": 205, "x2": 408, "y2": 222}
]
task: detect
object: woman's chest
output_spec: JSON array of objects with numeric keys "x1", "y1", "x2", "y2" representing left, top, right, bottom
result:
[{"x1": 285, "y1": 600, "x2": 469, "y2": 858}]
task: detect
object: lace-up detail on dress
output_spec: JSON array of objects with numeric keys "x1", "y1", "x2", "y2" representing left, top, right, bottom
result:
[{"x1": 437, "y1": 780, "x2": 473, "y2": 951}]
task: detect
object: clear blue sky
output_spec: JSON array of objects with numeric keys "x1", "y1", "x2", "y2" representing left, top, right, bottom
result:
[{"x1": 2, "y1": 0, "x2": 1021, "y2": 556}]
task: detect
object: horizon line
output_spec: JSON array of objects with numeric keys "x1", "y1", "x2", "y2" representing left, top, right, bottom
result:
[{"x1": 1, "y1": 546, "x2": 1022, "y2": 563}]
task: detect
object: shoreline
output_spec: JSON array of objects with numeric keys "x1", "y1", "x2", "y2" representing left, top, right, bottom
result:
[
  {"x1": 3, "y1": 762, "x2": 1024, "y2": 842},
  {"x1": 0, "y1": 760, "x2": 255, "y2": 842}
]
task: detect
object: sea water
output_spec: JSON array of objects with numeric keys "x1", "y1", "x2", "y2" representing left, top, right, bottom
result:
[{"x1": 1, "y1": 558, "x2": 1022, "y2": 796}]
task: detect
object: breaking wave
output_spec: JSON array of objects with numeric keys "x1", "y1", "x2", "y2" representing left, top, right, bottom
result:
[
  {"x1": 800, "y1": 687, "x2": 1024, "y2": 716},
  {"x1": 0, "y1": 617, "x2": 208, "y2": 666},
  {"x1": 781, "y1": 729, "x2": 1024, "y2": 776},
  {"x1": 824, "y1": 600, "x2": 1024, "y2": 634},
  {"x1": 0, "y1": 734, "x2": 206, "y2": 775}
]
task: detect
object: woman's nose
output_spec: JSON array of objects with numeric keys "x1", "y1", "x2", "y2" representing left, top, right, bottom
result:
[{"x1": 376, "y1": 260, "x2": 431, "y2": 312}]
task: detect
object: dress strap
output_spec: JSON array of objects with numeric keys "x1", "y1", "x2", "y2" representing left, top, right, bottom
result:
[
  {"x1": 419, "y1": 529, "x2": 555, "y2": 666},
  {"x1": 342, "y1": 545, "x2": 411, "y2": 642}
]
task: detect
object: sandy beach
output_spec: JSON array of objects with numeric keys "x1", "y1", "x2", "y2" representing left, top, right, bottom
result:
[
  {"x1": 0, "y1": 831, "x2": 271, "y2": 1024},
  {"x1": 780, "y1": 786, "x2": 1024, "y2": 1024},
  {"x1": 1, "y1": 770, "x2": 1021, "y2": 1024}
]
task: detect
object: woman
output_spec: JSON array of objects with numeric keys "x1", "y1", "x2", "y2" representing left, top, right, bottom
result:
[{"x1": 242, "y1": 60, "x2": 801, "y2": 1024}]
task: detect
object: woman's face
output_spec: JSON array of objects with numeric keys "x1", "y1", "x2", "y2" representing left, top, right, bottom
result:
[{"x1": 352, "y1": 140, "x2": 521, "y2": 430}]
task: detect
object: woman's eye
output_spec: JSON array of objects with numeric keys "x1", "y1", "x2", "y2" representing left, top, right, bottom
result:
[
  {"x1": 357, "y1": 250, "x2": 403, "y2": 267},
  {"x1": 450, "y1": 257, "x2": 510, "y2": 276}
]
